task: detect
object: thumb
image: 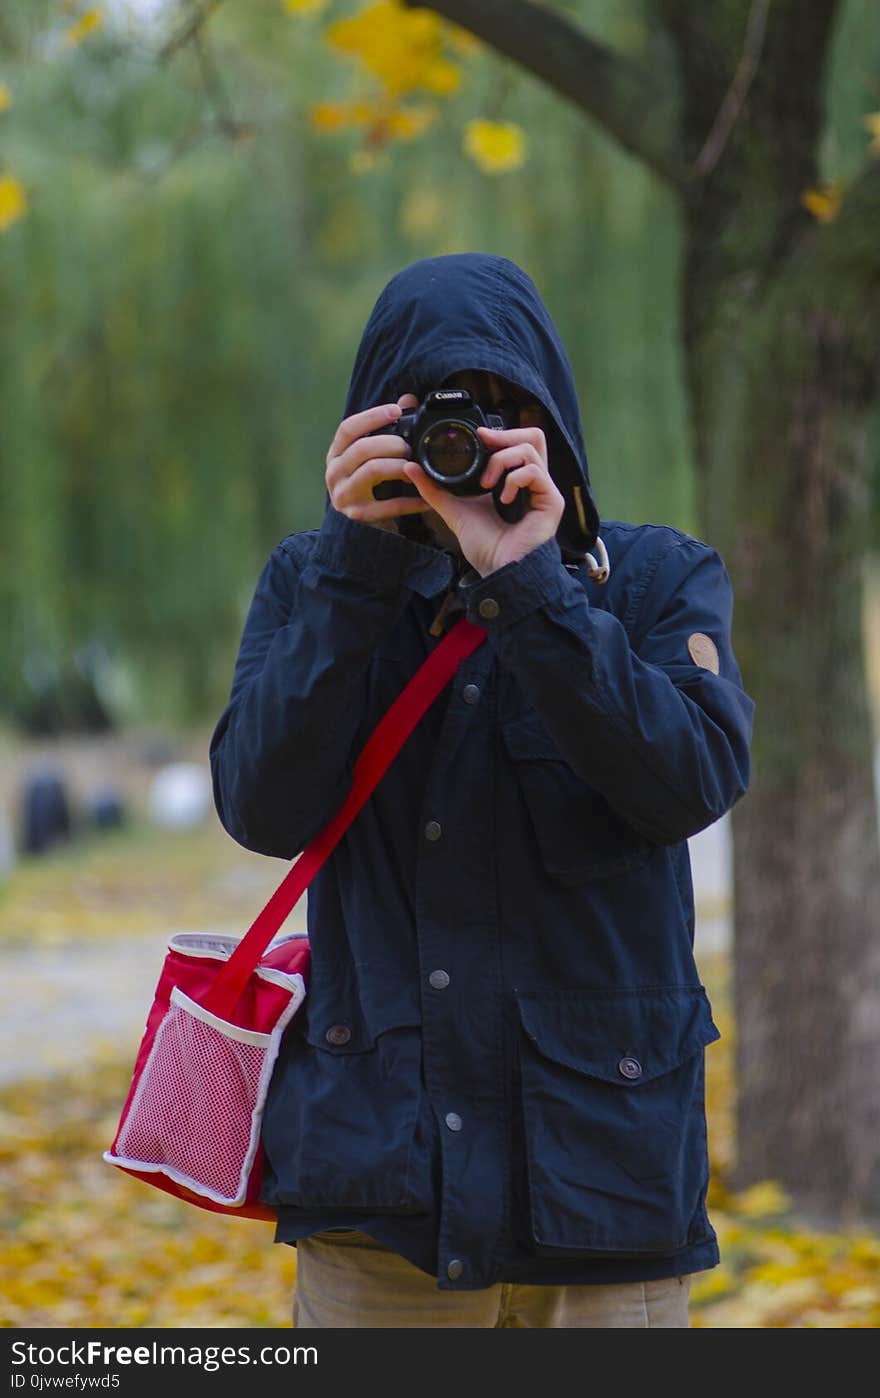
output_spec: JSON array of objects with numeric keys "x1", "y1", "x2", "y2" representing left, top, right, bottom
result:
[{"x1": 402, "y1": 460, "x2": 446, "y2": 510}]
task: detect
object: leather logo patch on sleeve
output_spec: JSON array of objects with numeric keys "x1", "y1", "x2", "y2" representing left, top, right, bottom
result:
[{"x1": 687, "y1": 632, "x2": 720, "y2": 673}]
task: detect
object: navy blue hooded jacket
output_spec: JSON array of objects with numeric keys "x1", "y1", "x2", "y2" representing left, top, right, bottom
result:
[{"x1": 209, "y1": 253, "x2": 754, "y2": 1290}]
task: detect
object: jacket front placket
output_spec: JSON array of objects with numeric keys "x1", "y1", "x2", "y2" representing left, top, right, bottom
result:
[{"x1": 414, "y1": 633, "x2": 510, "y2": 1288}]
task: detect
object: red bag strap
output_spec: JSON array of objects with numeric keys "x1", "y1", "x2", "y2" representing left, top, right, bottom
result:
[{"x1": 203, "y1": 614, "x2": 486, "y2": 1017}]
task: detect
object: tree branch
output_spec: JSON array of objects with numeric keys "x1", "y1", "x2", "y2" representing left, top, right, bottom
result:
[
  {"x1": 693, "y1": 0, "x2": 770, "y2": 175},
  {"x1": 159, "y1": 0, "x2": 226, "y2": 63},
  {"x1": 154, "y1": 1, "x2": 253, "y2": 146},
  {"x1": 190, "y1": 29, "x2": 253, "y2": 142},
  {"x1": 402, "y1": 0, "x2": 685, "y2": 186}
]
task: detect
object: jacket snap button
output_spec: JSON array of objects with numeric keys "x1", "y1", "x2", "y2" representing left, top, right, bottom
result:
[
  {"x1": 462, "y1": 684, "x2": 480, "y2": 704},
  {"x1": 429, "y1": 970, "x2": 450, "y2": 990},
  {"x1": 477, "y1": 598, "x2": 500, "y2": 620},
  {"x1": 445, "y1": 1112, "x2": 463, "y2": 1132},
  {"x1": 447, "y1": 1259, "x2": 463, "y2": 1281},
  {"x1": 424, "y1": 820, "x2": 442, "y2": 842},
  {"x1": 618, "y1": 1056, "x2": 642, "y2": 1080},
  {"x1": 325, "y1": 1024, "x2": 352, "y2": 1047}
]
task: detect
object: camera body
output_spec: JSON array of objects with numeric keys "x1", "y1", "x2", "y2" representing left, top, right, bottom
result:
[{"x1": 371, "y1": 388, "x2": 526, "y2": 523}]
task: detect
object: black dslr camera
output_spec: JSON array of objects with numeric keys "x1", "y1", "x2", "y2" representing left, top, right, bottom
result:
[{"x1": 371, "y1": 388, "x2": 528, "y2": 523}]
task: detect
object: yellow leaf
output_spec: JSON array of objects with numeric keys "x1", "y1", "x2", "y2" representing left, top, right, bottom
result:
[
  {"x1": 730, "y1": 1179, "x2": 791, "y2": 1218},
  {"x1": 327, "y1": 2, "x2": 456, "y2": 99},
  {"x1": 310, "y1": 102, "x2": 351, "y2": 131},
  {"x1": 0, "y1": 172, "x2": 28, "y2": 232},
  {"x1": 801, "y1": 189, "x2": 833, "y2": 221},
  {"x1": 801, "y1": 181, "x2": 845, "y2": 223},
  {"x1": 463, "y1": 119, "x2": 526, "y2": 175},
  {"x1": 690, "y1": 1266, "x2": 736, "y2": 1301},
  {"x1": 309, "y1": 100, "x2": 377, "y2": 132},
  {"x1": 863, "y1": 111, "x2": 880, "y2": 156},
  {"x1": 64, "y1": 7, "x2": 104, "y2": 45},
  {"x1": 310, "y1": 94, "x2": 435, "y2": 145},
  {"x1": 386, "y1": 105, "x2": 436, "y2": 140},
  {"x1": 750, "y1": 1260, "x2": 813, "y2": 1285},
  {"x1": 422, "y1": 60, "x2": 461, "y2": 96},
  {"x1": 0, "y1": 83, "x2": 13, "y2": 113},
  {"x1": 282, "y1": 0, "x2": 327, "y2": 13},
  {"x1": 847, "y1": 1236, "x2": 880, "y2": 1266}
]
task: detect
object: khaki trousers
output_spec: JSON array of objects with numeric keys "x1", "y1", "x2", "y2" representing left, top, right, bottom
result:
[{"x1": 293, "y1": 1230, "x2": 691, "y2": 1329}]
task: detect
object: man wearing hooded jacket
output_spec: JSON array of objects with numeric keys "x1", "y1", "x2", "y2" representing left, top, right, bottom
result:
[{"x1": 209, "y1": 253, "x2": 754, "y2": 1328}]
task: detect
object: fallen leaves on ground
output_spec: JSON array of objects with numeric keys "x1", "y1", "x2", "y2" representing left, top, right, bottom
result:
[{"x1": 0, "y1": 1057, "x2": 297, "y2": 1329}]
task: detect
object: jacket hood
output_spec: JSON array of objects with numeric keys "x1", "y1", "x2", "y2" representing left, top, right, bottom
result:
[{"x1": 341, "y1": 253, "x2": 601, "y2": 561}]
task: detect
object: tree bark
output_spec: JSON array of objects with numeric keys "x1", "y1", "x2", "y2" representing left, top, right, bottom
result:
[{"x1": 710, "y1": 290, "x2": 880, "y2": 1223}]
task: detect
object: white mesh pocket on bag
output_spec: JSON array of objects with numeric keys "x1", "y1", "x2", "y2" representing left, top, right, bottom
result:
[{"x1": 114, "y1": 989, "x2": 275, "y2": 1205}]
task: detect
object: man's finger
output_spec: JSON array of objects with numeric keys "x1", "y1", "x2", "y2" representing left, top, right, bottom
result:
[
  {"x1": 337, "y1": 434, "x2": 412, "y2": 475},
  {"x1": 402, "y1": 461, "x2": 448, "y2": 510},
  {"x1": 478, "y1": 424, "x2": 547, "y2": 457},
  {"x1": 328, "y1": 402, "x2": 403, "y2": 463},
  {"x1": 478, "y1": 443, "x2": 543, "y2": 490},
  {"x1": 329, "y1": 455, "x2": 419, "y2": 510}
]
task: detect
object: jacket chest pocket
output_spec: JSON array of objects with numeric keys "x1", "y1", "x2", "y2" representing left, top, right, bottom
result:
[
  {"x1": 514, "y1": 987, "x2": 720, "y2": 1256},
  {"x1": 501, "y1": 715, "x2": 654, "y2": 883}
]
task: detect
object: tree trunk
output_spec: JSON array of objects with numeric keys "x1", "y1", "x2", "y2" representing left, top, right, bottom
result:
[{"x1": 687, "y1": 255, "x2": 880, "y2": 1226}]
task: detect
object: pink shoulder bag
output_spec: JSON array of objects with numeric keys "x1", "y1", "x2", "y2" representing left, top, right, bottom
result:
[{"x1": 104, "y1": 615, "x2": 486, "y2": 1219}]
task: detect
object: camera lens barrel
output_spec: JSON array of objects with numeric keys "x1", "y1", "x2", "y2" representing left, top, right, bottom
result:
[{"x1": 419, "y1": 419, "x2": 484, "y2": 489}]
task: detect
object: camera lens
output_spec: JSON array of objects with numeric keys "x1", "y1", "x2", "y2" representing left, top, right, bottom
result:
[{"x1": 420, "y1": 421, "x2": 479, "y2": 480}]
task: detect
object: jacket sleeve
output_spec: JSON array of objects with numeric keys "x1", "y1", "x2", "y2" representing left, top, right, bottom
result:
[
  {"x1": 209, "y1": 507, "x2": 452, "y2": 858},
  {"x1": 460, "y1": 532, "x2": 754, "y2": 846}
]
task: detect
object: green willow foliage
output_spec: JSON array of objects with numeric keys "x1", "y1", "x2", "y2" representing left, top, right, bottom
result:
[{"x1": 0, "y1": 0, "x2": 875, "y2": 728}]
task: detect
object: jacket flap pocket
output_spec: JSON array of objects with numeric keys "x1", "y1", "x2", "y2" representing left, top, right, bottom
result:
[
  {"x1": 302, "y1": 960, "x2": 422, "y2": 1053},
  {"x1": 501, "y1": 716, "x2": 655, "y2": 883},
  {"x1": 515, "y1": 987, "x2": 720, "y2": 1084},
  {"x1": 301, "y1": 983, "x2": 377, "y2": 1054},
  {"x1": 304, "y1": 1017, "x2": 376, "y2": 1053},
  {"x1": 303, "y1": 1001, "x2": 421, "y2": 1054}
]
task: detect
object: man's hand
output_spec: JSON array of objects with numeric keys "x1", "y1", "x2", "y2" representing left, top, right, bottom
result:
[
  {"x1": 325, "y1": 396, "x2": 432, "y2": 532},
  {"x1": 401, "y1": 421, "x2": 565, "y2": 576}
]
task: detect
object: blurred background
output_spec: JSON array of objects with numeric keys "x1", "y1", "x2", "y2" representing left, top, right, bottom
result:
[{"x1": 1, "y1": 0, "x2": 878, "y2": 1328}]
